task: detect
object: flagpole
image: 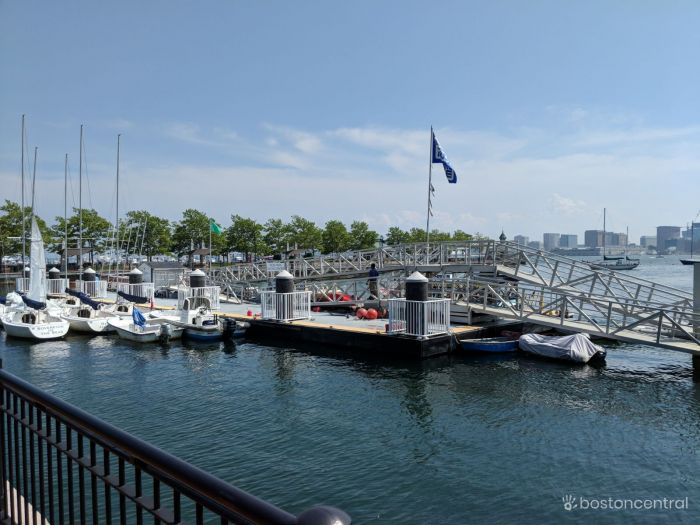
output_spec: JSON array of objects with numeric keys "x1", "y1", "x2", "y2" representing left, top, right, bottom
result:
[
  {"x1": 209, "y1": 220, "x2": 212, "y2": 277},
  {"x1": 426, "y1": 126, "x2": 433, "y2": 249}
]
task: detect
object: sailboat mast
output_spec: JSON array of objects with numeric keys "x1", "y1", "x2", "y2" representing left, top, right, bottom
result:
[
  {"x1": 64, "y1": 154, "x2": 68, "y2": 279},
  {"x1": 20, "y1": 114, "x2": 26, "y2": 268},
  {"x1": 31, "y1": 147, "x2": 37, "y2": 217},
  {"x1": 79, "y1": 124, "x2": 83, "y2": 282},
  {"x1": 603, "y1": 208, "x2": 606, "y2": 256},
  {"x1": 116, "y1": 134, "x2": 120, "y2": 275}
]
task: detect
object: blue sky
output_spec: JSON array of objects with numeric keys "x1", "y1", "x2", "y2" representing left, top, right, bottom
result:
[{"x1": 1, "y1": 0, "x2": 699, "y2": 242}]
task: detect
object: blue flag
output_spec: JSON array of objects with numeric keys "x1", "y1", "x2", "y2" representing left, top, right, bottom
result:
[
  {"x1": 431, "y1": 131, "x2": 458, "y2": 184},
  {"x1": 132, "y1": 307, "x2": 146, "y2": 328}
]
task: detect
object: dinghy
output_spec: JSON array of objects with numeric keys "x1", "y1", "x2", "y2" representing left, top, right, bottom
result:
[{"x1": 460, "y1": 336, "x2": 518, "y2": 353}]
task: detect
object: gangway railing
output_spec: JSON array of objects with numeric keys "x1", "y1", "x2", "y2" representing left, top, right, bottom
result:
[
  {"x1": 464, "y1": 278, "x2": 700, "y2": 352},
  {"x1": 211, "y1": 241, "x2": 692, "y2": 314},
  {"x1": 0, "y1": 363, "x2": 350, "y2": 525}
]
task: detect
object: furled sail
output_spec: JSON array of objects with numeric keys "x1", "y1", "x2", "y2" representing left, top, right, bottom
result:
[{"x1": 28, "y1": 217, "x2": 47, "y2": 304}]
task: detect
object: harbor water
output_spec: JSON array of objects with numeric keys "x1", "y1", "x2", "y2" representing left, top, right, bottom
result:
[{"x1": 0, "y1": 256, "x2": 698, "y2": 523}]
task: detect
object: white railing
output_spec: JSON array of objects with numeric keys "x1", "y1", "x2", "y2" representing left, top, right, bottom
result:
[
  {"x1": 260, "y1": 291, "x2": 312, "y2": 322},
  {"x1": 79, "y1": 280, "x2": 109, "y2": 298},
  {"x1": 116, "y1": 282, "x2": 155, "y2": 300},
  {"x1": 388, "y1": 298, "x2": 451, "y2": 337},
  {"x1": 14, "y1": 278, "x2": 29, "y2": 293},
  {"x1": 177, "y1": 286, "x2": 220, "y2": 310},
  {"x1": 46, "y1": 278, "x2": 69, "y2": 296}
]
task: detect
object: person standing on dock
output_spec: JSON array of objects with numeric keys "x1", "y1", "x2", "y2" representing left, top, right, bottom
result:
[{"x1": 368, "y1": 263, "x2": 379, "y2": 299}]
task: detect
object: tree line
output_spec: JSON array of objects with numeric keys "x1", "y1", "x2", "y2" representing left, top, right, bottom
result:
[{"x1": 0, "y1": 199, "x2": 477, "y2": 261}]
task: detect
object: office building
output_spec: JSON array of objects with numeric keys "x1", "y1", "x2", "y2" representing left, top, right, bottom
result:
[
  {"x1": 585, "y1": 230, "x2": 604, "y2": 248},
  {"x1": 513, "y1": 235, "x2": 529, "y2": 246},
  {"x1": 656, "y1": 226, "x2": 681, "y2": 254},
  {"x1": 543, "y1": 233, "x2": 560, "y2": 251},
  {"x1": 559, "y1": 234, "x2": 578, "y2": 249},
  {"x1": 640, "y1": 236, "x2": 656, "y2": 248}
]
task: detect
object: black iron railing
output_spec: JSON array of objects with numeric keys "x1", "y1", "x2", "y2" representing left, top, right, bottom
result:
[{"x1": 0, "y1": 363, "x2": 350, "y2": 524}]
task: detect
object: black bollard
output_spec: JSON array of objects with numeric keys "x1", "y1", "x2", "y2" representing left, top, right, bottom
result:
[
  {"x1": 23, "y1": 266, "x2": 30, "y2": 278},
  {"x1": 275, "y1": 270, "x2": 294, "y2": 320},
  {"x1": 189, "y1": 269, "x2": 206, "y2": 288},
  {"x1": 82, "y1": 267, "x2": 96, "y2": 282},
  {"x1": 405, "y1": 271, "x2": 428, "y2": 336},
  {"x1": 128, "y1": 268, "x2": 144, "y2": 284},
  {"x1": 48, "y1": 267, "x2": 60, "y2": 279}
]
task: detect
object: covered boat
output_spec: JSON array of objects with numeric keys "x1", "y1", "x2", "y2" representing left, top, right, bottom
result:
[{"x1": 518, "y1": 333, "x2": 606, "y2": 364}]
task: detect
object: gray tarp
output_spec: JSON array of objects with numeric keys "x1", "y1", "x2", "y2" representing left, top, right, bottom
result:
[{"x1": 518, "y1": 333, "x2": 606, "y2": 363}]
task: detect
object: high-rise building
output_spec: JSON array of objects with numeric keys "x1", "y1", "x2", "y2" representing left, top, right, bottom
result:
[
  {"x1": 585, "y1": 230, "x2": 604, "y2": 248},
  {"x1": 610, "y1": 232, "x2": 628, "y2": 247},
  {"x1": 656, "y1": 226, "x2": 681, "y2": 254},
  {"x1": 543, "y1": 233, "x2": 560, "y2": 251},
  {"x1": 640, "y1": 236, "x2": 656, "y2": 248},
  {"x1": 528, "y1": 240, "x2": 542, "y2": 250},
  {"x1": 559, "y1": 234, "x2": 578, "y2": 249},
  {"x1": 513, "y1": 235, "x2": 529, "y2": 246}
]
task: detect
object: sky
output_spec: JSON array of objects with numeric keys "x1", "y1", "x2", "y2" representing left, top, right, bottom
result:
[{"x1": 1, "y1": 0, "x2": 699, "y2": 243}]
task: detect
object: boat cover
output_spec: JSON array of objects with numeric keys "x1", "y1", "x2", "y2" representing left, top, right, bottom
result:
[
  {"x1": 21, "y1": 296, "x2": 46, "y2": 310},
  {"x1": 0, "y1": 296, "x2": 5, "y2": 305},
  {"x1": 518, "y1": 333, "x2": 606, "y2": 363},
  {"x1": 65, "y1": 288, "x2": 104, "y2": 310},
  {"x1": 117, "y1": 290, "x2": 149, "y2": 304}
]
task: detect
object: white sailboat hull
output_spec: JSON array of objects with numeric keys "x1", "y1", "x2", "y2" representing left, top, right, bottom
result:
[
  {"x1": 2, "y1": 313, "x2": 69, "y2": 340},
  {"x1": 63, "y1": 316, "x2": 115, "y2": 334}
]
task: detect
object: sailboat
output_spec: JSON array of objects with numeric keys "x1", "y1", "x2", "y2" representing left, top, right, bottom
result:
[
  {"x1": 2, "y1": 217, "x2": 70, "y2": 339},
  {"x1": 590, "y1": 209, "x2": 639, "y2": 271},
  {"x1": 60, "y1": 289, "x2": 118, "y2": 334}
]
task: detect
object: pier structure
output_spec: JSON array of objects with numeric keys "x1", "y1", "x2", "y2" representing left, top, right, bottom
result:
[{"x1": 210, "y1": 240, "x2": 700, "y2": 361}]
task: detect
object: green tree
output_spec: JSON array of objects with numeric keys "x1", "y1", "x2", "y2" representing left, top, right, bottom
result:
[
  {"x1": 287, "y1": 215, "x2": 322, "y2": 253},
  {"x1": 263, "y1": 218, "x2": 291, "y2": 255},
  {"x1": 407, "y1": 227, "x2": 428, "y2": 243},
  {"x1": 386, "y1": 226, "x2": 410, "y2": 245},
  {"x1": 428, "y1": 229, "x2": 452, "y2": 242},
  {"x1": 171, "y1": 209, "x2": 210, "y2": 256},
  {"x1": 451, "y1": 229, "x2": 473, "y2": 241},
  {"x1": 322, "y1": 220, "x2": 351, "y2": 254},
  {"x1": 210, "y1": 222, "x2": 229, "y2": 263},
  {"x1": 123, "y1": 210, "x2": 172, "y2": 261},
  {"x1": 51, "y1": 208, "x2": 112, "y2": 254},
  {"x1": 349, "y1": 221, "x2": 379, "y2": 250},
  {"x1": 226, "y1": 215, "x2": 266, "y2": 261},
  {"x1": 0, "y1": 200, "x2": 51, "y2": 256}
]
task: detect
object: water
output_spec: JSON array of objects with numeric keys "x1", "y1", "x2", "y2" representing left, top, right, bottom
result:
[{"x1": 0, "y1": 256, "x2": 698, "y2": 523}]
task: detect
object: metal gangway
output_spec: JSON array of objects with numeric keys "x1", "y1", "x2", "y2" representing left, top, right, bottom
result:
[{"x1": 208, "y1": 241, "x2": 698, "y2": 354}]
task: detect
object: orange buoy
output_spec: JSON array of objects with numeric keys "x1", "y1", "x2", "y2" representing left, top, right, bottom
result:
[
  {"x1": 356, "y1": 308, "x2": 368, "y2": 319},
  {"x1": 365, "y1": 308, "x2": 378, "y2": 320}
]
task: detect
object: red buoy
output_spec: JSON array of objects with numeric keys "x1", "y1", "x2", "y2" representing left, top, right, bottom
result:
[
  {"x1": 365, "y1": 308, "x2": 378, "y2": 320},
  {"x1": 356, "y1": 308, "x2": 368, "y2": 319}
]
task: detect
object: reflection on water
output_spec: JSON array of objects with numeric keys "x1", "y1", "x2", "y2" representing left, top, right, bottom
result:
[{"x1": 1, "y1": 313, "x2": 699, "y2": 523}]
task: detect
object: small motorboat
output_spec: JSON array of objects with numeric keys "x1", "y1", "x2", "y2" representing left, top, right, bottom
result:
[
  {"x1": 518, "y1": 333, "x2": 606, "y2": 364},
  {"x1": 108, "y1": 308, "x2": 183, "y2": 343},
  {"x1": 150, "y1": 297, "x2": 224, "y2": 341},
  {"x1": 460, "y1": 336, "x2": 518, "y2": 353}
]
